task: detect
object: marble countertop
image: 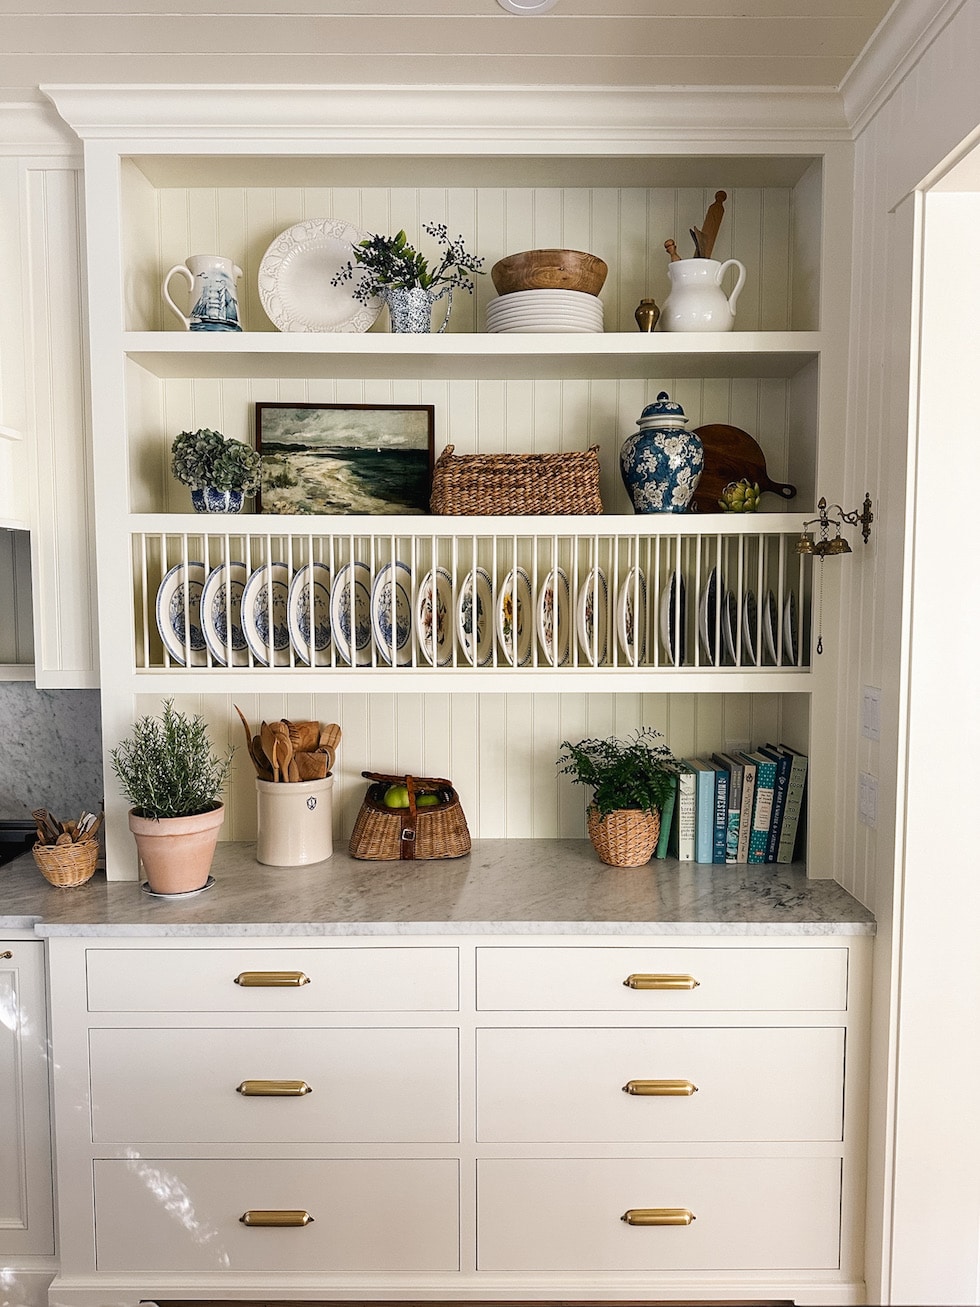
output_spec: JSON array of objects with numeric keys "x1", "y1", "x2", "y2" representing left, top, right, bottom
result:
[{"x1": 0, "y1": 839, "x2": 876, "y2": 937}]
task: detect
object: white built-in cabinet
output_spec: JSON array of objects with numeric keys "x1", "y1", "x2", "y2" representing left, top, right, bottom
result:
[
  {"x1": 41, "y1": 85, "x2": 854, "y2": 881},
  {"x1": 0, "y1": 937, "x2": 56, "y2": 1307}
]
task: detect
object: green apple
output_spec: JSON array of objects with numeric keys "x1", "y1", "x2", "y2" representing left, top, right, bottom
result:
[
  {"x1": 383, "y1": 783, "x2": 410, "y2": 809},
  {"x1": 416, "y1": 793, "x2": 440, "y2": 807}
]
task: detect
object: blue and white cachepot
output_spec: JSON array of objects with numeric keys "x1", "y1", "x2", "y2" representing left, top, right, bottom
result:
[
  {"x1": 191, "y1": 487, "x2": 245, "y2": 514},
  {"x1": 619, "y1": 391, "x2": 704, "y2": 513}
]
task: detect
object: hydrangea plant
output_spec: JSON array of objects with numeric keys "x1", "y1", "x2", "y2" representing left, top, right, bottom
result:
[
  {"x1": 332, "y1": 222, "x2": 485, "y2": 306},
  {"x1": 170, "y1": 427, "x2": 261, "y2": 494}
]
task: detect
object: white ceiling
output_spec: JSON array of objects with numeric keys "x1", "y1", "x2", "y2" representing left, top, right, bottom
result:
[{"x1": 0, "y1": 1, "x2": 896, "y2": 98}]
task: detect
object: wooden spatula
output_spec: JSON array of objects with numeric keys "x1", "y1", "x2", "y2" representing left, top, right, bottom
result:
[
  {"x1": 698, "y1": 190, "x2": 727, "y2": 259},
  {"x1": 318, "y1": 723, "x2": 342, "y2": 773}
]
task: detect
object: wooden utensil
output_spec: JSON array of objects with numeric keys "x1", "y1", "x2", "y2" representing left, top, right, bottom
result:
[
  {"x1": 234, "y1": 704, "x2": 271, "y2": 778},
  {"x1": 664, "y1": 238, "x2": 681, "y2": 262},
  {"x1": 318, "y1": 722, "x2": 342, "y2": 772},
  {"x1": 32, "y1": 809, "x2": 61, "y2": 843},
  {"x1": 690, "y1": 226, "x2": 705, "y2": 258},
  {"x1": 283, "y1": 719, "x2": 320, "y2": 754},
  {"x1": 691, "y1": 423, "x2": 797, "y2": 513},
  {"x1": 271, "y1": 721, "x2": 294, "y2": 781},
  {"x1": 294, "y1": 750, "x2": 330, "y2": 781},
  {"x1": 698, "y1": 190, "x2": 727, "y2": 259}
]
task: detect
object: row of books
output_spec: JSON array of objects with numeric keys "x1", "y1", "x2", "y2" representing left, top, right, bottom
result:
[{"x1": 656, "y1": 744, "x2": 808, "y2": 865}]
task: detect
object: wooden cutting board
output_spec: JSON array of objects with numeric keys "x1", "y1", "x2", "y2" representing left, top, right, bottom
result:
[{"x1": 691, "y1": 423, "x2": 797, "y2": 512}]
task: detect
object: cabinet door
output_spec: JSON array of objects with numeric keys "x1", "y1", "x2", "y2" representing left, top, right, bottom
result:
[{"x1": 0, "y1": 942, "x2": 54, "y2": 1254}]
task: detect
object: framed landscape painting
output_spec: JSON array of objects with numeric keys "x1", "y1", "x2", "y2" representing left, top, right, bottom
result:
[{"x1": 255, "y1": 402, "x2": 435, "y2": 515}]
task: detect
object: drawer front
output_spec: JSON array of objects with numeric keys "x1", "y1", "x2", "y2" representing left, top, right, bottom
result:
[
  {"x1": 94, "y1": 1158, "x2": 459, "y2": 1272},
  {"x1": 477, "y1": 1157, "x2": 841, "y2": 1271},
  {"x1": 477, "y1": 1026, "x2": 844, "y2": 1142},
  {"x1": 86, "y1": 946, "x2": 459, "y2": 1013},
  {"x1": 476, "y1": 945, "x2": 847, "y2": 1012},
  {"x1": 90, "y1": 1027, "x2": 459, "y2": 1143}
]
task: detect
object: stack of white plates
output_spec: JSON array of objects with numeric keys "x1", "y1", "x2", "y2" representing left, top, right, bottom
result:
[{"x1": 485, "y1": 289, "x2": 604, "y2": 334}]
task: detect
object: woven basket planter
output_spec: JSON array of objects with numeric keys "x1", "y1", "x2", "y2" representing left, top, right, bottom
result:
[{"x1": 586, "y1": 804, "x2": 661, "y2": 867}]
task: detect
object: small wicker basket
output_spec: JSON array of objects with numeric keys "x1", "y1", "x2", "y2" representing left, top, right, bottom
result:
[
  {"x1": 349, "y1": 772, "x2": 471, "y2": 861},
  {"x1": 586, "y1": 805, "x2": 661, "y2": 867},
  {"x1": 32, "y1": 840, "x2": 99, "y2": 888},
  {"x1": 429, "y1": 443, "x2": 603, "y2": 516}
]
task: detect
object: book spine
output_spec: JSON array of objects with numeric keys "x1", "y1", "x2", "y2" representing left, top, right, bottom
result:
[
  {"x1": 776, "y1": 750, "x2": 808, "y2": 863},
  {"x1": 736, "y1": 764, "x2": 755, "y2": 864},
  {"x1": 713, "y1": 754, "x2": 742, "y2": 864},
  {"x1": 694, "y1": 764, "x2": 714, "y2": 864},
  {"x1": 747, "y1": 758, "x2": 776, "y2": 863},
  {"x1": 654, "y1": 773, "x2": 678, "y2": 859},
  {"x1": 763, "y1": 751, "x2": 791, "y2": 863},
  {"x1": 712, "y1": 766, "x2": 729, "y2": 863},
  {"x1": 670, "y1": 769, "x2": 697, "y2": 861}
]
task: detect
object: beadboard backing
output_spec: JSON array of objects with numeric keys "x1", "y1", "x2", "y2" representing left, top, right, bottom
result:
[
  {"x1": 0, "y1": 528, "x2": 34, "y2": 670},
  {"x1": 140, "y1": 689, "x2": 806, "y2": 844}
]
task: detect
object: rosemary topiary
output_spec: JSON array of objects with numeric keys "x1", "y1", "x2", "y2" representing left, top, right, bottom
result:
[
  {"x1": 170, "y1": 427, "x2": 261, "y2": 494},
  {"x1": 331, "y1": 222, "x2": 485, "y2": 306},
  {"x1": 109, "y1": 700, "x2": 235, "y2": 820},
  {"x1": 557, "y1": 726, "x2": 678, "y2": 818}
]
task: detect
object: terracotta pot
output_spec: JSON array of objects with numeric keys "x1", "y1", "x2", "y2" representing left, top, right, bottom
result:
[
  {"x1": 128, "y1": 804, "x2": 224, "y2": 894},
  {"x1": 586, "y1": 804, "x2": 660, "y2": 867}
]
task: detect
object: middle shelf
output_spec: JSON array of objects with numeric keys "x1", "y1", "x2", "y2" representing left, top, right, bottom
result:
[{"x1": 132, "y1": 514, "x2": 812, "y2": 690}]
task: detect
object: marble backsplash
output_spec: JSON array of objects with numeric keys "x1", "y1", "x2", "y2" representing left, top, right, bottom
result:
[{"x1": 0, "y1": 682, "x2": 103, "y2": 821}]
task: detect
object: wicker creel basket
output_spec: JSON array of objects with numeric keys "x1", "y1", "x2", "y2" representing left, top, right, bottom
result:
[
  {"x1": 586, "y1": 804, "x2": 661, "y2": 868},
  {"x1": 429, "y1": 443, "x2": 603, "y2": 516},
  {"x1": 32, "y1": 839, "x2": 99, "y2": 888},
  {"x1": 349, "y1": 771, "x2": 471, "y2": 861}
]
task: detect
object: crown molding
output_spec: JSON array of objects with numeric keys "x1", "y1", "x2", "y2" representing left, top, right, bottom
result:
[
  {"x1": 0, "y1": 95, "x2": 80, "y2": 156},
  {"x1": 840, "y1": 0, "x2": 965, "y2": 136},
  {"x1": 41, "y1": 83, "x2": 849, "y2": 145}
]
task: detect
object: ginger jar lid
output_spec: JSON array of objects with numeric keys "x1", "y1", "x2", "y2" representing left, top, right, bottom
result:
[{"x1": 637, "y1": 391, "x2": 689, "y2": 429}]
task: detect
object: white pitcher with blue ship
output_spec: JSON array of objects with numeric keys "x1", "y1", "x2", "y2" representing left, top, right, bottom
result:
[{"x1": 163, "y1": 254, "x2": 243, "y2": 331}]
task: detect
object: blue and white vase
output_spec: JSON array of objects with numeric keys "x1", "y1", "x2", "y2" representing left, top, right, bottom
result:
[
  {"x1": 619, "y1": 391, "x2": 704, "y2": 514},
  {"x1": 191, "y1": 487, "x2": 245, "y2": 514}
]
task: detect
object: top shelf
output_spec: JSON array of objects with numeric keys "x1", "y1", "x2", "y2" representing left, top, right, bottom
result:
[{"x1": 124, "y1": 330, "x2": 824, "y2": 382}]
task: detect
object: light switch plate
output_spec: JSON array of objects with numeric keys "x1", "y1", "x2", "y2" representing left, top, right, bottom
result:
[
  {"x1": 859, "y1": 772, "x2": 878, "y2": 827},
  {"x1": 862, "y1": 686, "x2": 881, "y2": 741}
]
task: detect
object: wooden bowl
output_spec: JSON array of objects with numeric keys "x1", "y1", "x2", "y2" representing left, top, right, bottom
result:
[{"x1": 491, "y1": 249, "x2": 608, "y2": 296}]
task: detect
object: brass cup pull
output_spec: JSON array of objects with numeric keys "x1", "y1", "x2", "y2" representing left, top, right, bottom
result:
[
  {"x1": 622, "y1": 1079, "x2": 698, "y2": 1096},
  {"x1": 237, "y1": 1080, "x2": 313, "y2": 1097},
  {"x1": 234, "y1": 971, "x2": 310, "y2": 987},
  {"x1": 623, "y1": 973, "x2": 700, "y2": 991},
  {"x1": 621, "y1": 1208, "x2": 696, "y2": 1226},
  {"x1": 240, "y1": 1210, "x2": 314, "y2": 1227}
]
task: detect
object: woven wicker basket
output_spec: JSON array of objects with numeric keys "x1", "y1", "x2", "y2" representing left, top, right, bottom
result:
[
  {"x1": 586, "y1": 804, "x2": 661, "y2": 867},
  {"x1": 429, "y1": 444, "x2": 603, "y2": 516},
  {"x1": 349, "y1": 772, "x2": 471, "y2": 861},
  {"x1": 32, "y1": 840, "x2": 99, "y2": 888}
]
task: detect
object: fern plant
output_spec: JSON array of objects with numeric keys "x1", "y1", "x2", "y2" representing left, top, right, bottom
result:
[
  {"x1": 110, "y1": 700, "x2": 234, "y2": 820},
  {"x1": 557, "y1": 727, "x2": 678, "y2": 818}
]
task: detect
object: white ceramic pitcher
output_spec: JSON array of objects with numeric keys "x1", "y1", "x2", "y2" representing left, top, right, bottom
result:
[
  {"x1": 163, "y1": 254, "x2": 243, "y2": 331},
  {"x1": 660, "y1": 257, "x2": 746, "y2": 332}
]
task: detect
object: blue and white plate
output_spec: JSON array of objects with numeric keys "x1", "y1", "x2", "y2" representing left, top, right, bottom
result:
[
  {"x1": 783, "y1": 591, "x2": 799, "y2": 665},
  {"x1": 722, "y1": 588, "x2": 739, "y2": 664},
  {"x1": 371, "y1": 560, "x2": 413, "y2": 666},
  {"x1": 156, "y1": 561, "x2": 207, "y2": 666},
  {"x1": 764, "y1": 588, "x2": 780, "y2": 665},
  {"x1": 536, "y1": 566, "x2": 571, "y2": 667},
  {"x1": 658, "y1": 569, "x2": 686, "y2": 667},
  {"x1": 241, "y1": 562, "x2": 292, "y2": 667},
  {"x1": 201, "y1": 561, "x2": 249, "y2": 667},
  {"x1": 331, "y1": 561, "x2": 373, "y2": 666},
  {"x1": 576, "y1": 567, "x2": 608, "y2": 666},
  {"x1": 496, "y1": 566, "x2": 533, "y2": 667},
  {"x1": 287, "y1": 562, "x2": 331, "y2": 665},
  {"x1": 617, "y1": 566, "x2": 648, "y2": 665},
  {"x1": 741, "y1": 588, "x2": 760, "y2": 666},
  {"x1": 416, "y1": 566, "x2": 453, "y2": 667},
  {"x1": 698, "y1": 566, "x2": 721, "y2": 665},
  {"x1": 456, "y1": 567, "x2": 493, "y2": 667}
]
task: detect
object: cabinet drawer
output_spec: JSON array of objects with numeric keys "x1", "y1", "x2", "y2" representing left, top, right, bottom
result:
[
  {"x1": 477, "y1": 1026, "x2": 844, "y2": 1142},
  {"x1": 90, "y1": 1027, "x2": 458, "y2": 1143},
  {"x1": 477, "y1": 1157, "x2": 841, "y2": 1271},
  {"x1": 477, "y1": 946, "x2": 847, "y2": 1011},
  {"x1": 94, "y1": 1158, "x2": 459, "y2": 1272},
  {"x1": 85, "y1": 946, "x2": 459, "y2": 1012}
]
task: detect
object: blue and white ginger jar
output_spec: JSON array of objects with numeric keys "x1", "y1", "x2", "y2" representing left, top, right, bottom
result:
[{"x1": 619, "y1": 391, "x2": 704, "y2": 513}]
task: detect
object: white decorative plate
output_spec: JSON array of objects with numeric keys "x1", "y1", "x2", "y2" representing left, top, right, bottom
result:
[
  {"x1": 456, "y1": 568, "x2": 494, "y2": 667},
  {"x1": 658, "y1": 570, "x2": 687, "y2": 667},
  {"x1": 722, "y1": 588, "x2": 739, "y2": 664},
  {"x1": 617, "y1": 567, "x2": 648, "y2": 665},
  {"x1": 241, "y1": 563, "x2": 292, "y2": 666},
  {"x1": 576, "y1": 567, "x2": 608, "y2": 666},
  {"x1": 536, "y1": 567, "x2": 571, "y2": 667},
  {"x1": 416, "y1": 566, "x2": 454, "y2": 667},
  {"x1": 763, "y1": 589, "x2": 780, "y2": 665},
  {"x1": 156, "y1": 561, "x2": 208, "y2": 666},
  {"x1": 741, "y1": 588, "x2": 760, "y2": 666},
  {"x1": 371, "y1": 560, "x2": 413, "y2": 666},
  {"x1": 698, "y1": 566, "x2": 720, "y2": 665},
  {"x1": 331, "y1": 561, "x2": 373, "y2": 666},
  {"x1": 496, "y1": 566, "x2": 533, "y2": 667},
  {"x1": 287, "y1": 562, "x2": 331, "y2": 666},
  {"x1": 201, "y1": 561, "x2": 249, "y2": 667},
  {"x1": 783, "y1": 590, "x2": 799, "y2": 665},
  {"x1": 257, "y1": 218, "x2": 382, "y2": 333}
]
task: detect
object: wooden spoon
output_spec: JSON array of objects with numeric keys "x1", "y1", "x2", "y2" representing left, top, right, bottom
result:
[
  {"x1": 234, "y1": 705, "x2": 271, "y2": 778},
  {"x1": 284, "y1": 718, "x2": 319, "y2": 753},
  {"x1": 294, "y1": 750, "x2": 330, "y2": 781},
  {"x1": 271, "y1": 721, "x2": 294, "y2": 782},
  {"x1": 318, "y1": 722, "x2": 342, "y2": 772},
  {"x1": 260, "y1": 721, "x2": 278, "y2": 774}
]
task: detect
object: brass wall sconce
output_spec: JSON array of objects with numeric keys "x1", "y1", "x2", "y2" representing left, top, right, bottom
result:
[{"x1": 797, "y1": 493, "x2": 874, "y2": 558}]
